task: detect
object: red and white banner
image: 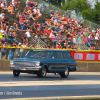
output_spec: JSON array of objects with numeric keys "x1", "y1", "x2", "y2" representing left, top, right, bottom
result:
[{"x1": 71, "y1": 51, "x2": 100, "y2": 61}]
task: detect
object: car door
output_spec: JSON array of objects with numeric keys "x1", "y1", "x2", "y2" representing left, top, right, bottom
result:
[
  {"x1": 62, "y1": 51, "x2": 73, "y2": 67},
  {"x1": 48, "y1": 51, "x2": 58, "y2": 72},
  {"x1": 57, "y1": 51, "x2": 65, "y2": 72}
]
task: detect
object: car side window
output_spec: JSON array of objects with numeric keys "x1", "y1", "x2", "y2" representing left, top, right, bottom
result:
[
  {"x1": 57, "y1": 52, "x2": 63, "y2": 59},
  {"x1": 63, "y1": 52, "x2": 72, "y2": 59},
  {"x1": 52, "y1": 51, "x2": 57, "y2": 59},
  {"x1": 44, "y1": 51, "x2": 51, "y2": 58}
]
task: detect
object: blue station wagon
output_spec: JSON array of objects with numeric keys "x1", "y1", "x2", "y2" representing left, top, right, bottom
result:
[{"x1": 10, "y1": 49, "x2": 77, "y2": 78}]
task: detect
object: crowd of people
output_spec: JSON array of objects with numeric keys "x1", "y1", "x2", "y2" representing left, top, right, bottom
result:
[{"x1": 0, "y1": 0, "x2": 100, "y2": 59}]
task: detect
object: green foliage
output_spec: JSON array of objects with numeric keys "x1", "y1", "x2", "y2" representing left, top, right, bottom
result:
[
  {"x1": 93, "y1": 1, "x2": 100, "y2": 24},
  {"x1": 62, "y1": 0, "x2": 90, "y2": 14},
  {"x1": 82, "y1": 9, "x2": 93, "y2": 20}
]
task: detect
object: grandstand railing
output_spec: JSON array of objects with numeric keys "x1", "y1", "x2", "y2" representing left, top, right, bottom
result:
[{"x1": 35, "y1": 38, "x2": 47, "y2": 48}]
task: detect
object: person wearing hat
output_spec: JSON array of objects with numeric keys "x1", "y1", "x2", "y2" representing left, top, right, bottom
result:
[
  {"x1": 13, "y1": 23, "x2": 17, "y2": 31},
  {"x1": 14, "y1": 43, "x2": 21, "y2": 58},
  {"x1": 63, "y1": 43, "x2": 67, "y2": 49},
  {"x1": 18, "y1": 43, "x2": 22, "y2": 46},
  {"x1": 18, "y1": 42, "x2": 24, "y2": 58}
]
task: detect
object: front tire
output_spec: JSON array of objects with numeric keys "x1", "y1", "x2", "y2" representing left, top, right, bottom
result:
[
  {"x1": 60, "y1": 67, "x2": 69, "y2": 78},
  {"x1": 13, "y1": 70, "x2": 20, "y2": 77},
  {"x1": 37, "y1": 67, "x2": 46, "y2": 77}
]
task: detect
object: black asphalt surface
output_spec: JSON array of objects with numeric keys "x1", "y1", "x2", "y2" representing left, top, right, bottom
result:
[{"x1": 0, "y1": 73, "x2": 100, "y2": 99}]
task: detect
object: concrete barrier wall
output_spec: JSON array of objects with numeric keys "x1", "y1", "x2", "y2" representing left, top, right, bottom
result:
[
  {"x1": 0, "y1": 60, "x2": 10, "y2": 71},
  {"x1": 77, "y1": 62, "x2": 100, "y2": 72},
  {"x1": 0, "y1": 60, "x2": 100, "y2": 72}
]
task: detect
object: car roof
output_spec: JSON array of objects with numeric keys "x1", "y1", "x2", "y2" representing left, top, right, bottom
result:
[{"x1": 31, "y1": 49, "x2": 70, "y2": 52}]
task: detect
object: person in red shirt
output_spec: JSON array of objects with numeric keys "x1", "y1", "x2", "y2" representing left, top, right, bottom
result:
[
  {"x1": 51, "y1": 34, "x2": 55, "y2": 41},
  {"x1": 55, "y1": 43, "x2": 60, "y2": 49},
  {"x1": 64, "y1": 15, "x2": 70, "y2": 22},
  {"x1": 47, "y1": 28, "x2": 51, "y2": 35}
]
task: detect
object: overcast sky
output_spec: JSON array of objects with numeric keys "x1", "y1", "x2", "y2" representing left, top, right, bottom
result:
[{"x1": 88, "y1": 0, "x2": 100, "y2": 8}]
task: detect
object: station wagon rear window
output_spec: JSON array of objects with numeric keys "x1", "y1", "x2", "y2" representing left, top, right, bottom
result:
[{"x1": 62, "y1": 52, "x2": 72, "y2": 59}]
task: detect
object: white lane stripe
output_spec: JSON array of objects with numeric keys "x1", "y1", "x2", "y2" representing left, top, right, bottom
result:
[
  {"x1": 2, "y1": 95, "x2": 100, "y2": 100},
  {"x1": 0, "y1": 72, "x2": 100, "y2": 75},
  {"x1": 0, "y1": 80, "x2": 100, "y2": 87}
]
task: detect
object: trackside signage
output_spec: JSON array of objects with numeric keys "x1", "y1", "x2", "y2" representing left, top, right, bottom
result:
[{"x1": 71, "y1": 51, "x2": 100, "y2": 61}]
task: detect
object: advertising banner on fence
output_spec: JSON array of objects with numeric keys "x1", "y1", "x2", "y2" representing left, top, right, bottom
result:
[{"x1": 71, "y1": 51, "x2": 100, "y2": 61}]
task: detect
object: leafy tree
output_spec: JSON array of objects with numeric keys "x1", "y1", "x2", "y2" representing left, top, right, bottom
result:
[
  {"x1": 61, "y1": 0, "x2": 91, "y2": 14},
  {"x1": 82, "y1": 9, "x2": 94, "y2": 21},
  {"x1": 44, "y1": 0, "x2": 65, "y2": 6},
  {"x1": 93, "y1": 1, "x2": 100, "y2": 24}
]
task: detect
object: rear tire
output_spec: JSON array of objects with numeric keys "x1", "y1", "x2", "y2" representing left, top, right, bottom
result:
[
  {"x1": 37, "y1": 67, "x2": 46, "y2": 77},
  {"x1": 13, "y1": 70, "x2": 20, "y2": 77},
  {"x1": 60, "y1": 67, "x2": 69, "y2": 78}
]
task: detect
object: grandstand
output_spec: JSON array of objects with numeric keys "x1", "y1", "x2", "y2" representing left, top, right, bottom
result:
[{"x1": 0, "y1": 0, "x2": 100, "y2": 59}]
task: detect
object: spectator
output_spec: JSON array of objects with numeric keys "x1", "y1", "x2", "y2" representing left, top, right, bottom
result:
[
  {"x1": 8, "y1": 31, "x2": 19, "y2": 44},
  {"x1": 63, "y1": 43, "x2": 67, "y2": 49},
  {"x1": 55, "y1": 43, "x2": 60, "y2": 49},
  {"x1": 21, "y1": 32, "x2": 28, "y2": 44},
  {"x1": 1, "y1": 42, "x2": 7, "y2": 59},
  {"x1": 67, "y1": 38, "x2": 72, "y2": 49},
  {"x1": 48, "y1": 10, "x2": 53, "y2": 19},
  {"x1": 80, "y1": 22, "x2": 84, "y2": 28},
  {"x1": 18, "y1": 42, "x2": 23, "y2": 58},
  {"x1": 0, "y1": 41, "x2": 2, "y2": 59},
  {"x1": 0, "y1": 2, "x2": 4, "y2": 10},
  {"x1": 30, "y1": 42, "x2": 35, "y2": 48},
  {"x1": 21, "y1": 24, "x2": 26, "y2": 30},
  {"x1": 25, "y1": 29, "x2": 31, "y2": 38},
  {"x1": 13, "y1": 23, "x2": 19, "y2": 31},
  {"x1": 10, "y1": 43, "x2": 17, "y2": 59},
  {"x1": 0, "y1": 13, "x2": 5, "y2": 21}
]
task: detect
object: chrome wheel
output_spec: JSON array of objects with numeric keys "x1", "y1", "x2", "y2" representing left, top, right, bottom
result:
[
  {"x1": 13, "y1": 70, "x2": 20, "y2": 77},
  {"x1": 41, "y1": 68, "x2": 46, "y2": 77},
  {"x1": 60, "y1": 67, "x2": 69, "y2": 78},
  {"x1": 37, "y1": 67, "x2": 46, "y2": 77},
  {"x1": 65, "y1": 68, "x2": 69, "y2": 76}
]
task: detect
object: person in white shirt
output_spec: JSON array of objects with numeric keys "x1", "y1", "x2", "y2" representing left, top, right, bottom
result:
[
  {"x1": 26, "y1": 0, "x2": 29, "y2": 5},
  {"x1": 49, "y1": 31, "x2": 53, "y2": 38},
  {"x1": 1, "y1": 2, "x2": 4, "y2": 10},
  {"x1": 0, "y1": 27, "x2": 5, "y2": 35},
  {"x1": 54, "y1": 18, "x2": 58, "y2": 25},
  {"x1": 33, "y1": 7, "x2": 37, "y2": 13},
  {"x1": 37, "y1": 7, "x2": 42, "y2": 16},
  {"x1": 95, "y1": 34, "x2": 99, "y2": 40},
  {"x1": 25, "y1": 29, "x2": 31, "y2": 38},
  {"x1": 0, "y1": 13, "x2": 5, "y2": 21}
]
